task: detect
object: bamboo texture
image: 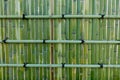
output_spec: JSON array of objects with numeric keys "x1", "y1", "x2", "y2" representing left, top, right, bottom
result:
[
  {"x1": 0, "y1": 15, "x2": 120, "y2": 19},
  {"x1": 0, "y1": 64, "x2": 120, "y2": 68},
  {"x1": 0, "y1": 0, "x2": 120, "y2": 80}
]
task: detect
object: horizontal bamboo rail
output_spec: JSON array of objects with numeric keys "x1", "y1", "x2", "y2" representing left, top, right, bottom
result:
[
  {"x1": 0, "y1": 40, "x2": 120, "y2": 44},
  {"x1": 0, "y1": 64, "x2": 120, "y2": 68},
  {"x1": 0, "y1": 15, "x2": 120, "y2": 19}
]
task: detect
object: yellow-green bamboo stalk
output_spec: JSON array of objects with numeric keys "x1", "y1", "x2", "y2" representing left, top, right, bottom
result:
[
  {"x1": 76, "y1": 0, "x2": 80, "y2": 79},
  {"x1": 91, "y1": 0, "x2": 97, "y2": 80},
  {"x1": 116, "y1": 0, "x2": 120, "y2": 79},
  {"x1": 0, "y1": 0, "x2": 4, "y2": 80}
]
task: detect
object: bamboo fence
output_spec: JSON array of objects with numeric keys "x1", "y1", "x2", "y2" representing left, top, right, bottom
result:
[{"x1": 0, "y1": 0, "x2": 120, "y2": 80}]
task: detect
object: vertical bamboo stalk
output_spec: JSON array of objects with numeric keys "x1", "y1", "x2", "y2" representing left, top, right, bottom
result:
[
  {"x1": 9, "y1": 1, "x2": 14, "y2": 78},
  {"x1": 49, "y1": 0, "x2": 54, "y2": 79},
  {"x1": 99, "y1": 0, "x2": 105, "y2": 80},
  {"x1": 78, "y1": 0, "x2": 83, "y2": 79},
  {"x1": 72, "y1": 0, "x2": 77, "y2": 80},
  {"x1": 39, "y1": 0, "x2": 43, "y2": 79},
  {"x1": 61, "y1": 0, "x2": 66, "y2": 79},
  {"x1": 112, "y1": 0, "x2": 116, "y2": 80},
  {"x1": 68, "y1": 0, "x2": 73, "y2": 80},
  {"x1": 0, "y1": 0, "x2": 4, "y2": 80},
  {"x1": 54, "y1": 0, "x2": 63, "y2": 79},
  {"x1": 88, "y1": 0, "x2": 93, "y2": 80},
  {"x1": 42, "y1": 0, "x2": 50, "y2": 79},
  {"x1": 91, "y1": 0, "x2": 98, "y2": 80},
  {"x1": 83, "y1": 0, "x2": 90, "y2": 79},
  {"x1": 64, "y1": 1, "x2": 69, "y2": 79},
  {"x1": 22, "y1": 0, "x2": 29, "y2": 79},
  {"x1": 118, "y1": 9, "x2": 120, "y2": 79},
  {"x1": 76, "y1": 0, "x2": 80, "y2": 79},
  {"x1": 115, "y1": 0, "x2": 120, "y2": 79},
  {"x1": 14, "y1": 0, "x2": 21, "y2": 80}
]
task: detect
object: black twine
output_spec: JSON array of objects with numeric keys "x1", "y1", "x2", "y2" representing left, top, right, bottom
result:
[
  {"x1": 62, "y1": 63, "x2": 65, "y2": 68},
  {"x1": 43, "y1": 39, "x2": 46, "y2": 44},
  {"x1": 98, "y1": 63, "x2": 103, "y2": 68},
  {"x1": 2, "y1": 37, "x2": 8, "y2": 43},
  {"x1": 62, "y1": 14, "x2": 65, "y2": 19},
  {"x1": 81, "y1": 39, "x2": 85, "y2": 44}
]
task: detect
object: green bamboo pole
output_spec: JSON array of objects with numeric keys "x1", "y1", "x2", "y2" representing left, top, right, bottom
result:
[
  {"x1": 14, "y1": 0, "x2": 22, "y2": 80},
  {"x1": 79, "y1": 1, "x2": 84, "y2": 79},
  {"x1": 54, "y1": 0, "x2": 63, "y2": 79},
  {"x1": 103, "y1": 0, "x2": 107, "y2": 79},
  {"x1": 42, "y1": 0, "x2": 50, "y2": 79},
  {"x1": 115, "y1": 0, "x2": 118, "y2": 79},
  {"x1": 49, "y1": 0, "x2": 54, "y2": 79},
  {"x1": 91, "y1": 0, "x2": 96, "y2": 80},
  {"x1": 0, "y1": 0, "x2": 4, "y2": 80},
  {"x1": 31, "y1": 0, "x2": 36, "y2": 79},
  {"x1": 99, "y1": 0, "x2": 105, "y2": 80},
  {"x1": 23, "y1": 0, "x2": 29, "y2": 79},
  {"x1": 113, "y1": 1, "x2": 118, "y2": 80},
  {"x1": 69, "y1": 0, "x2": 74, "y2": 80},
  {"x1": 105, "y1": 0, "x2": 109, "y2": 79},
  {"x1": 27, "y1": 0, "x2": 33, "y2": 80},
  {"x1": 38, "y1": 1, "x2": 41, "y2": 79},
  {"x1": 107, "y1": 0, "x2": 111, "y2": 79},
  {"x1": 116, "y1": 0, "x2": 120, "y2": 79},
  {"x1": 118, "y1": 19, "x2": 120, "y2": 80},
  {"x1": 35, "y1": 0, "x2": 41, "y2": 79},
  {"x1": 88, "y1": 0, "x2": 93, "y2": 79},
  {"x1": 7, "y1": 6, "x2": 13, "y2": 79},
  {"x1": 71, "y1": 0, "x2": 77, "y2": 79},
  {"x1": 76, "y1": 0, "x2": 80, "y2": 79},
  {"x1": 64, "y1": 0, "x2": 70, "y2": 79},
  {"x1": 18, "y1": 1, "x2": 26, "y2": 79},
  {"x1": 0, "y1": 40, "x2": 120, "y2": 44},
  {"x1": 39, "y1": 0, "x2": 43, "y2": 79},
  {"x1": 46, "y1": 0, "x2": 50, "y2": 79},
  {"x1": 3, "y1": 0, "x2": 9, "y2": 80},
  {"x1": 84, "y1": 0, "x2": 91, "y2": 79},
  {"x1": 1, "y1": 40, "x2": 120, "y2": 44},
  {"x1": 61, "y1": 0, "x2": 66, "y2": 79},
  {"x1": 1, "y1": 15, "x2": 120, "y2": 19},
  {"x1": 0, "y1": 64, "x2": 120, "y2": 68},
  {"x1": 109, "y1": 0, "x2": 113, "y2": 79}
]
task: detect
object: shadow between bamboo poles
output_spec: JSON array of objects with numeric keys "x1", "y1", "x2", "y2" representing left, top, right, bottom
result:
[{"x1": 50, "y1": 0, "x2": 54, "y2": 79}]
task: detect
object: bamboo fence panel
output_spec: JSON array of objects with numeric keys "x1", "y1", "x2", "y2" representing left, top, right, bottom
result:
[{"x1": 0, "y1": 0, "x2": 120, "y2": 80}]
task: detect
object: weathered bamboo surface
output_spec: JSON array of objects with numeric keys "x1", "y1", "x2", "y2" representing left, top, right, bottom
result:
[{"x1": 0, "y1": 0, "x2": 120, "y2": 80}]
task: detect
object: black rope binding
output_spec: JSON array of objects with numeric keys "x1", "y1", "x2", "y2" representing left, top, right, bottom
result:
[
  {"x1": 62, "y1": 63, "x2": 65, "y2": 68},
  {"x1": 22, "y1": 14, "x2": 26, "y2": 19},
  {"x1": 2, "y1": 37, "x2": 8, "y2": 43},
  {"x1": 62, "y1": 14, "x2": 65, "y2": 19},
  {"x1": 100, "y1": 14, "x2": 105, "y2": 19},
  {"x1": 98, "y1": 63, "x2": 103, "y2": 68},
  {"x1": 81, "y1": 39, "x2": 85, "y2": 44},
  {"x1": 43, "y1": 39, "x2": 46, "y2": 44},
  {"x1": 23, "y1": 62, "x2": 28, "y2": 70}
]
